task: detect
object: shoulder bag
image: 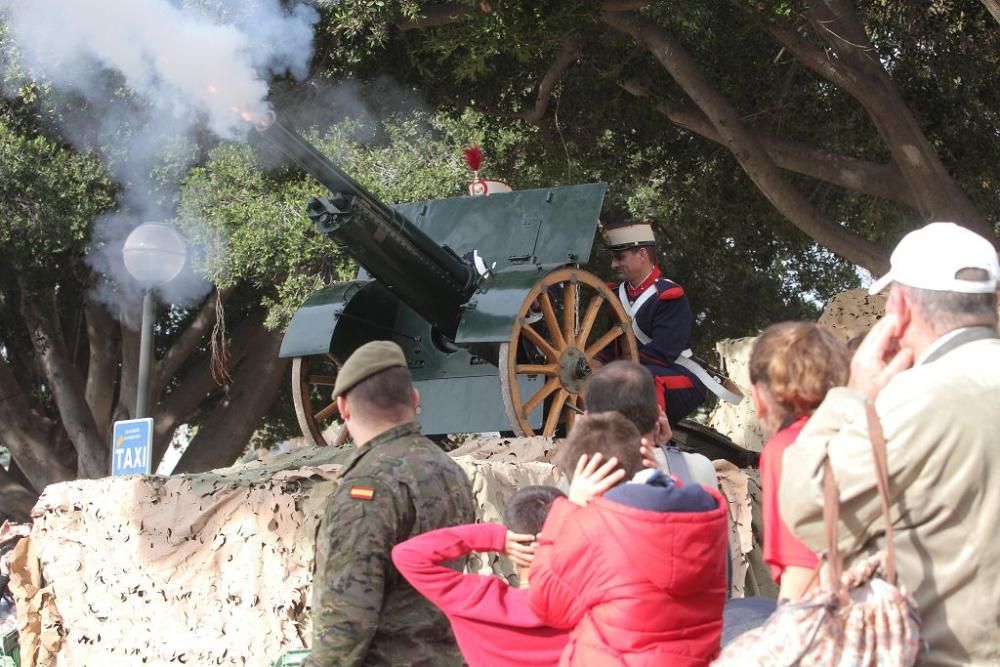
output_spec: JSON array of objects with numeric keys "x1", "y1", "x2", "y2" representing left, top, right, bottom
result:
[{"x1": 712, "y1": 402, "x2": 923, "y2": 666}]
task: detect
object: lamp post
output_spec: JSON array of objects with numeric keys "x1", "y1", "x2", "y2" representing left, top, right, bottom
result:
[{"x1": 122, "y1": 222, "x2": 187, "y2": 419}]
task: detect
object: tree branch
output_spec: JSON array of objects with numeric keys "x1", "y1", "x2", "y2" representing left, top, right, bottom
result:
[
  {"x1": 600, "y1": 0, "x2": 654, "y2": 10},
  {"x1": 521, "y1": 37, "x2": 581, "y2": 126},
  {"x1": 620, "y1": 79, "x2": 913, "y2": 205},
  {"x1": 152, "y1": 286, "x2": 232, "y2": 401},
  {"x1": 764, "y1": 5, "x2": 991, "y2": 237},
  {"x1": 765, "y1": 23, "x2": 862, "y2": 95},
  {"x1": 19, "y1": 280, "x2": 108, "y2": 478},
  {"x1": 150, "y1": 309, "x2": 263, "y2": 469},
  {"x1": 602, "y1": 11, "x2": 890, "y2": 273},
  {"x1": 398, "y1": 3, "x2": 475, "y2": 31},
  {"x1": 173, "y1": 328, "x2": 289, "y2": 474},
  {"x1": 808, "y1": 0, "x2": 876, "y2": 66},
  {"x1": 983, "y1": 0, "x2": 1000, "y2": 26}
]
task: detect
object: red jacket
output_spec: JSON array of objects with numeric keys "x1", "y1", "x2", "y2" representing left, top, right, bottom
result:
[
  {"x1": 391, "y1": 523, "x2": 568, "y2": 667},
  {"x1": 528, "y1": 489, "x2": 728, "y2": 666}
]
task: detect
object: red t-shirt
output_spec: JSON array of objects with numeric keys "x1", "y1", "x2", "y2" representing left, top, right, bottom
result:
[
  {"x1": 391, "y1": 523, "x2": 567, "y2": 667},
  {"x1": 760, "y1": 416, "x2": 820, "y2": 582}
]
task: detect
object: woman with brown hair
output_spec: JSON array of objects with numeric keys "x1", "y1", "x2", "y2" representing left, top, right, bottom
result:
[{"x1": 749, "y1": 322, "x2": 850, "y2": 601}]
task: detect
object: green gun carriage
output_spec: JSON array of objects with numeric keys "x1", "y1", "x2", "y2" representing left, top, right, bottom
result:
[{"x1": 257, "y1": 112, "x2": 639, "y2": 442}]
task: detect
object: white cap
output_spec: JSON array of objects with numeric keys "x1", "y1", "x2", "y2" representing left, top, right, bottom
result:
[
  {"x1": 604, "y1": 221, "x2": 656, "y2": 250},
  {"x1": 869, "y1": 222, "x2": 1000, "y2": 295}
]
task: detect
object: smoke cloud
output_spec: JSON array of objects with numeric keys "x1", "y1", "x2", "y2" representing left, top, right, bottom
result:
[
  {"x1": 2, "y1": 0, "x2": 317, "y2": 138},
  {"x1": 0, "y1": 0, "x2": 319, "y2": 310}
]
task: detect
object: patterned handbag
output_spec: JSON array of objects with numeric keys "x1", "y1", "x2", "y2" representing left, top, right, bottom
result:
[{"x1": 713, "y1": 402, "x2": 923, "y2": 666}]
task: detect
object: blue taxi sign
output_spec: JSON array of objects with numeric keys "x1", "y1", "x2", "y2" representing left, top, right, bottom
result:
[{"x1": 111, "y1": 418, "x2": 153, "y2": 476}]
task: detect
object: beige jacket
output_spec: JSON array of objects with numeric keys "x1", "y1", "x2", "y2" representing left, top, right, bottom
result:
[{"x1": 780, "y1": 333, "x2": 1000, "y2": 667}]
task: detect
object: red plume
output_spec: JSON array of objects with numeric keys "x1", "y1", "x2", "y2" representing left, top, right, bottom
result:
[{"x1": 463, "y1": 145, "x2": 483, "y2": 172}]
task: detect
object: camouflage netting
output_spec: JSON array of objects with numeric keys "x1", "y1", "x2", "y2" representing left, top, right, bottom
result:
[
  {"x1": 707, "y1": 337, "x2": 764, "y2": 453},
  {"x1": 714, "y1": 461, "x2": 774, "y2": 599},
  {"x1": 6, "y1": 434, "x2": 770, "y2": 667},
  {"x1": 707, "y1": 288, "x2": 888, "y2": 452},
  {"x1": 816, "y1": 288, "x2": 887, "y2": 339},
  {"x1": 7, "y1": 442, "x2": 561, "y2": 667}
]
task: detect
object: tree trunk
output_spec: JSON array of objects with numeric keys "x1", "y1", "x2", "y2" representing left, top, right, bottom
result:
[
  {"x1": 173, "y1": 328, "x2": 289, "y2": 474},
  {"x1": 602, "y1": 11, "x2": 891, "y2": 273},
  {"x1": 19, "y1": 282, "x2": 108, "y2": 478},
  {"x1": 0, "y1": 464, "x2": 39, "y2": 522},
  {"x1": 84, "y1": 294, "x2": 118, "y2": 443},
  {"x1": 0, "y1": 362, "x2": 76, "y2": 489},
  {"x1": 150, "y1": 309, "x2": 263, "y2": 469}
]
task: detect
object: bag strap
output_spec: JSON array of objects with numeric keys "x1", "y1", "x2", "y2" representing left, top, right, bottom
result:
[
  {"x1": 662, "y1": 446, "x2": 693, "y2": 485},
  {"x1": 821, "y1": 462, "x2": 843, "y2": 592},
  {"x1": 865, "y1": 400, "x2": 897, "y2": 585},
  {"x1": 821, "y1": 401, "x2": 898, "y2": 591}
]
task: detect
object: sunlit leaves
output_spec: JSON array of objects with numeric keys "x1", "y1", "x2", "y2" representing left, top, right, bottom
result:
[{"x1": 0, "y1": 116, "x2": 116, "y2": 274}]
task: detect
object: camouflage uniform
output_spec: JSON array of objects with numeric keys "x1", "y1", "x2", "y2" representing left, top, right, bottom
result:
[{"x1": 306, "y1": 422, "x2": 474, "y2": 666}]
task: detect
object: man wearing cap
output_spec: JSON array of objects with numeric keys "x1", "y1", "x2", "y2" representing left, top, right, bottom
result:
[
  {"x1": 306, "y1": 341, "x2": 474, "y2": 667},
  {"x1": 781, "y1": 222, "x2": 1000, "y2": 666},
  {"x1": 594, "y1": 221, "x2": 708, "y2": 424}
]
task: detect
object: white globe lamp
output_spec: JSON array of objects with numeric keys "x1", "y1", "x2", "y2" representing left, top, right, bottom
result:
[
  {"x1": 122, "y1": 222, "x2": 187, "y2": 285},
  {"x1": 121, "y1": 223, "x2": 188, "y2": 423}
]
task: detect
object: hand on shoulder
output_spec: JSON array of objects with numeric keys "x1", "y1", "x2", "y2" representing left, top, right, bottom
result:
[{"x1": 568, "y1": 453, "x2": 625, "y2": 506}]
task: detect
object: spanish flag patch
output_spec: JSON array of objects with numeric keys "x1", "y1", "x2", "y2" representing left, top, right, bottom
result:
[{"x1": 350, "y1": 486, "x2": 375, "y2": 501}]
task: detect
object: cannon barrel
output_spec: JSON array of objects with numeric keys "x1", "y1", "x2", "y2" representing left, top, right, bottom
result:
[{"x1": 256, "y1": 112, "x2": 479, "y2": 338}]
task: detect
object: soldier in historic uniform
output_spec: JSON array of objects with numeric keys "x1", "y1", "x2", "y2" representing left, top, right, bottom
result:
[
  {"x1": 593, "y1": 221, "x2": 738, "y2": 425},
  {"x1": 305, "y1": 340, "x2": 474, "y2": 667}
]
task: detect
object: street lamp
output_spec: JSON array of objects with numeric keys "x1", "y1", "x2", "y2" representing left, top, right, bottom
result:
[{"x1": 122, "y1": 222, "x2": 187, "y2": 419}]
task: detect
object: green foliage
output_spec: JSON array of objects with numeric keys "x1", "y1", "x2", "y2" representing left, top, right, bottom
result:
[
  {"x1": 0, "y1": 113, "x2": 116, "y2": 275},
  {"x1": 177, "y1": 108, "x2": 533, "y2": 329},
  {"x1": 5, "y1": 0, "x2": 995, "y2": 456},
  {"x1": 582, "y1": 130, "x2": 858, "y2": 347},
  {"x1": 311, "y1": 0, "x2": 425, "y2": 71},
  {"x1": 301, "y1": 0, "x2": 1000, "y2": 346}
]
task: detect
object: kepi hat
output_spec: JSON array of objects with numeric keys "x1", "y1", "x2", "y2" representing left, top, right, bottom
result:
[
  {"x1": 604, "y1": 221, "x2": 656, "y2": 251},
  {"x1": 869, "y1": 222, "x2": 999, "y2": 295},
  {"x1": 332, "y1": 340, "x2": 409, "y2": 400}
]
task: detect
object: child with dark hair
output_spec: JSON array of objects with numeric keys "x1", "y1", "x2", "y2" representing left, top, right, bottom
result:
[
  {"x1": 391, "y1": 485, "x2": 568, "y2": 667},
  {"x1": 530, "y1": 412, "x2": 729, "y2": 666},
  {"x1": 504, "y1": 486, "x2": 564, "y2": 536}
]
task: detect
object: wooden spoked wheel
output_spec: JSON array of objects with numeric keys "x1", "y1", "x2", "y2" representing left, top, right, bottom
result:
[
  {"x1": 291, "y1": 355, "x2": 349, "y2": 447},
  {"x1": 498, "y1": 267, "x2": 638, "y2": 437}
]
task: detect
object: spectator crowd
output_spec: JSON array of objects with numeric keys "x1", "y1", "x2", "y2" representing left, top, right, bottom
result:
[{"x1": 306, "y1": 222, "x2": 1000, "y2": 667}]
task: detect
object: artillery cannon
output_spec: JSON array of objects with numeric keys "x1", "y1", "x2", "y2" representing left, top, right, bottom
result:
[{"x1": 258, "y1": 112, "x2": 639, "y2": 442}]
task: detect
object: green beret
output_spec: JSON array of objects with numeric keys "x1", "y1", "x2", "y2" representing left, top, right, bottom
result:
[{"x1": 332, "y1": 341, "x2": 409, "y2": 400}]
